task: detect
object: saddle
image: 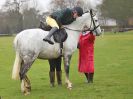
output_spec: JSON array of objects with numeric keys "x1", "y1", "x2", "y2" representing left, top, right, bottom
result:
[
  {"x1": 39, "y1": 21, "x2": 68, "y2": 56},
  {"x1": 39, "y1": 21, "x2": 68, "y2": 43}
]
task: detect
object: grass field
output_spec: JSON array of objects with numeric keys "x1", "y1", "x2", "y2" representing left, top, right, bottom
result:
[{"x1": 0, "y1": 31, "x2": 133, "y2": 99}]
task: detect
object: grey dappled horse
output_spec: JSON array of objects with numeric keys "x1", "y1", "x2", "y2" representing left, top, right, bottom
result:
[{"x1": 12, "y1": 10, "x2": 101, "y2": 95}]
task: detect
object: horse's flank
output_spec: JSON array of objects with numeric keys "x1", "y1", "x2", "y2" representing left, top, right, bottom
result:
[{"x1": 14, "y1": 28, "x2": 62, "y2": 59}]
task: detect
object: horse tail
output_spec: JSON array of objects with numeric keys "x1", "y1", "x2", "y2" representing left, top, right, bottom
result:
[
  {"x1": 12, "y1": 36, "x2": 22, "y2": 80},
  {"x1": 12, "y1": 51, "x2": 22, "y2": 80}
]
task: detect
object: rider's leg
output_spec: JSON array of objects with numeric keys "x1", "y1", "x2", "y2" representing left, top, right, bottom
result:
[
  {"x1": 43, "y1": 27, "x2": 58, "y2": 44},
  {"x1": 43, "y1": 16, "x2": 59, "y2": 45}
]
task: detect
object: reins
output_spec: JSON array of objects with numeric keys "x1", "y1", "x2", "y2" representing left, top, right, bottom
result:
[
  {"x1": 89, "y1": 9, "x2": 100, "y2": 32},
  {"x1": 64, "y1": 27, "x2": 82, "y2": 32},
  {"x1": 64, "y1": 9, "x2": 100, "y2": 33}
]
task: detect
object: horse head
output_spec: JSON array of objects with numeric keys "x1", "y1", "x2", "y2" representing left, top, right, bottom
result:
[{"x1": 66, "y1": 9, "x2": 101, "y2": 36}]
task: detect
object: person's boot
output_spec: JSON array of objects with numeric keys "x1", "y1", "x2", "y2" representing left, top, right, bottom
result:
[
  {"x1": 88, "y1": 73, "x2": 94, "y2": 83},
  {"x1": 84, "y1": 73, "x2": 89, "y2": 82},
  {"x1": 49, "y1": 71, "x2": 55, "y2": 87},
  {"x1": 56, "y1": 71, "x2": 62, "y2": 85},
  {"x1": 43, "y1": 27, "x2": 58, "y2": 45}
]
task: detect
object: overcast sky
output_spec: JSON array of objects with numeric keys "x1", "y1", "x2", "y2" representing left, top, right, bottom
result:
[
  {"x1": 0, "y1": 0, "x2": 5, "y2": 7},
  {"x1": 0, "y1": 0, "x2": 103, "y2": 12},
  {"x1": 0, "y1": 0, "x2": 51, "y2": 12}
]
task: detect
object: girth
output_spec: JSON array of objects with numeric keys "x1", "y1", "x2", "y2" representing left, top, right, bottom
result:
[{"x1": 60, "y1": 43, "x2": 63, "y2": 57}]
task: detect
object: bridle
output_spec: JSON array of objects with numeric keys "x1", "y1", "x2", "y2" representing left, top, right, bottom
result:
[
  {"x1": 89, "y1": 9, "x2": 100, "y2": 33},
  {"x1": 64, "y1": 9, "x2": 100, "y2": 33}
]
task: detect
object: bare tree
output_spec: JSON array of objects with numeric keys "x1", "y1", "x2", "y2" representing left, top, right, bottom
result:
[
  {"x1": 101, "y1": 0, "x2": 133, "y2": 27},
  {"x1": 49, "y1": 0, "x2": 85, "y2": 12},
  {"x1": 0, "y1": 0, "x2": 40, "y2": 34},
  {"x1": 66, "y1": 0, "x2": 76, "y2": 8},
  {"x1": 49, "y1": 0, "x2": 67, "y2": 11},
  {"x1": 23, "y1": 8, "x2": 40, "y2": 29}
]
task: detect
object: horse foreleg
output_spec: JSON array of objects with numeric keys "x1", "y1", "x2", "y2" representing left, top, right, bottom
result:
[
  {"x1": 20, "y1": 60, "x2": 34, "y2": 95},
  {"x1": 63, "y1": 55, "x2": 72, "y2": 90}
]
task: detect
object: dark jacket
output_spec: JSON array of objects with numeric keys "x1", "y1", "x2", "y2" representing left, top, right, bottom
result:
[{"x1": 50, "y1": 8, "x2": 76, "y2": 27}]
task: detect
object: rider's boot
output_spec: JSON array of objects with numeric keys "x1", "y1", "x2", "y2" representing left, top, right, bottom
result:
[{"x1": 43, "y1": 27, "x2": 58, "y2": 45}]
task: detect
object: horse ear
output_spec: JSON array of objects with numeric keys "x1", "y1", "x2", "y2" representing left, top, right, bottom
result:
[
  {"x1": 92, "y1": 13, "x2": 96, "y2": 17},
  {"x1": 89, "y1": 9, "x2": 97, "y2": 17},
  {"x1": 84, "y1": 10, "x2": 96, "y2": 17}
]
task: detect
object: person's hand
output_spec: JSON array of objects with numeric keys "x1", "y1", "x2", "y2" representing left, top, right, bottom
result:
[
  {"x1": 82, "y1": 25, "x2": 90, "y2": 32},
  {"x1": 77, "y1": 43, "x2": 80, "y2": 49}
]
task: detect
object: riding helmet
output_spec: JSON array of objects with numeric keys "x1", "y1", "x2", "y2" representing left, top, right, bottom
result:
[{"x1": 73, "y1": 7, "x2": 83, "y2": 16}]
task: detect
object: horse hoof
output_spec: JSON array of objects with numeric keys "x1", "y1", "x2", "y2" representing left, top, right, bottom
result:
[
  {"x1": 50, "y1": 85, "x2": 55, "y2": 87},
  {"x1": 24, "y1": 92, "x2": 30, "y2": 96},
  {"x1": 69, "y1": 87, "x2": 72, "y2": 90},
  {"x1": 67, "y1": 86, "x2": 72, "y2": 90},
  {"x1": 67, "y1": 84, "x2": 72, "y2": 90}
]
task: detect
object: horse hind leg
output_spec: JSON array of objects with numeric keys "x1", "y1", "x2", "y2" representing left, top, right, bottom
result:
[
  {"x1": 21, "y1": 75, "x2": 31, "y2": 95},
  {"x1": 20, "y1": 55, "x2": 35, "y2": 95}
]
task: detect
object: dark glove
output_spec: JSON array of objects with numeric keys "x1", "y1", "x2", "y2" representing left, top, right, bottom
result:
[{"x1": 77, "y1": 43, "x2": 80, "y2": 49}]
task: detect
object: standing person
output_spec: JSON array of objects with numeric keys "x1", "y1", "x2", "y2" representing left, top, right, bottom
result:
[
  {"x1": 78, "y1": 25, "x2": 95, "y2": 83},
  {"x1": 42, "y1": 6, "x2": 83, "y2": 86},
  {"x1": 43, "y1": 7, "x2": 83, "y2": 45},
  {"x1": 48, "y1": 56, "x2": 62, "y2": 87}
]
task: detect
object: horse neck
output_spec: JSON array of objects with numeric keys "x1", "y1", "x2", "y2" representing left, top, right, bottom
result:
[
  {"x1": 64, "y1": 29, "x2": 80, "y2": 52},
  {"x1": 65, "y1": 13, "x2": 91, "y2": 31},
  {"x1": 64, "y1": 18, "x2": 86, "y2": 39},
  {"x1": 64, "y1": 13, "x2": 91, "y2": 44},
  {"x1": 65, "y1": 20, "x2": 85, "y2": 30}
]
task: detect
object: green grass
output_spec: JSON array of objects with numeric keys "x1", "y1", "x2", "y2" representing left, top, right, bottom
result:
[{"x1": 0, "y1": 31, "x2": 133, "y2": 99}]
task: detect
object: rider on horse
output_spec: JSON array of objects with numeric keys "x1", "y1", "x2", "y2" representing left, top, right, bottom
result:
[
  {"x1": 42, "y1": 7, "x2": 83, "y2": 87},
  {"x1": 43, "y1": 7, "x2": 83, "y2": 45}
]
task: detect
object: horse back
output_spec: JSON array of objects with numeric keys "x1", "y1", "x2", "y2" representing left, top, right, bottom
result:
[{"x1": 14, "y1": 28, "x2": 61, "y2": 59}]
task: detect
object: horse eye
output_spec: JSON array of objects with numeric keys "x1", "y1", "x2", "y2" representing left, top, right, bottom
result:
[{"x1": 95, "y1": 20, "x2": 98, "y2": 22}]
